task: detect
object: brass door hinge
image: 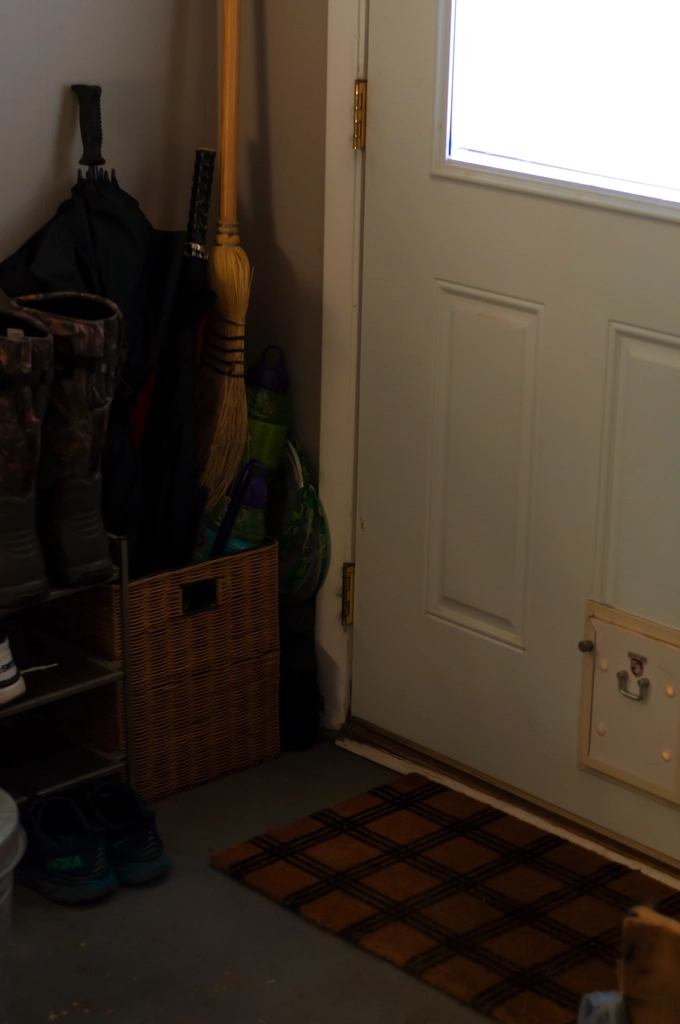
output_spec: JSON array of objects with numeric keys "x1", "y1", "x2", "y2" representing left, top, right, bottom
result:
[
  {"x1": 353, "y1": 80, "x2": 367, "y2": 150},
  {"x1": 342, "y1": 563, "x2": 356, "y2": 626}
]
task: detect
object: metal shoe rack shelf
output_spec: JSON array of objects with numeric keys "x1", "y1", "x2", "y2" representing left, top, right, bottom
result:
[{"x1": 0, "y1": 536, "x2": 135, "y2": 802}]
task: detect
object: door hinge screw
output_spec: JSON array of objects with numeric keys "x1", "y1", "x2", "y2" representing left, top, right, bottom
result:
[
  {"x1": 354, "y1": 80, "x2": 367, "y2": 150},
  {"x1": 342, "y1": 563, "x2": 355, "y2": 627}
]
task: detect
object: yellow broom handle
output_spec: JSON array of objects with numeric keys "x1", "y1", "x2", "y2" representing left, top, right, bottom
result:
[{"x1": 218, "y1": 0, "x2": 240, "y2": 238}]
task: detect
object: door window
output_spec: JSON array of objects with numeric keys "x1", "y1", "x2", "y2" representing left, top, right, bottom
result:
[{"x1": 441, "y1": 0, "x2": 680, "y2": 211}]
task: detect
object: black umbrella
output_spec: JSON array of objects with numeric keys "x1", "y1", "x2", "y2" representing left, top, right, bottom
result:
[
  {"x1": 135, "y1": 149, "x2": 217, "y2": 576},
  {"x1": 0, "y1": 84, "x2": 185, "y2": 552}
]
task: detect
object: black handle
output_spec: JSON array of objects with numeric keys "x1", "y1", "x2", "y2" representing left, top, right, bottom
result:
[
  {"x1": 210, "y1": 460, "x2": 258, "y2": 559},
  {"x1": 71, "y1": 84, "x2": 105, "y2": 167},
  {"x1": 186, "y1": 149, "x2": 217, "y2": 250},
  {"x1": 578, "y1": 640, "x2": 594, "y2": 653}
]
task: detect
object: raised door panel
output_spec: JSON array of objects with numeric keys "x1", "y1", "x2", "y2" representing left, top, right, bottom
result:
[{"x1": 427, "y1": 283, "x2": 542, "y2": 649}]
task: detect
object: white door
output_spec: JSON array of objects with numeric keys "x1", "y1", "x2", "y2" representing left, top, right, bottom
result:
[{"x1": 354, "y1": 0, "x2": 680, "y2": 859}]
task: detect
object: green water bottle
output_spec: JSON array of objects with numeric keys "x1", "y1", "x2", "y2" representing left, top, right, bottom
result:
[
  {"x1": 246, "y1": 346, "x2": 291, "y2": 482},
  {"x1": 226, "y1": 464, "x2": 268, "y2": 554}
]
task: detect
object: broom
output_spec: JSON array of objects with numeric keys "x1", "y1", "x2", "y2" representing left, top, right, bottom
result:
[{"x1": 197, "y1": 0, "x2": 251, "y2": 509}]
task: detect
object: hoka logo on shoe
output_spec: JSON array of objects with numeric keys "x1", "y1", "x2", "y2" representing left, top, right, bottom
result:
[{"x1": 47, "y1": 855, "x2": 84, "y2": 871}]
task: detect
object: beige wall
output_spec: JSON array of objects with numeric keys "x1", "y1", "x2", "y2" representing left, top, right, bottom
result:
[
  {"x1": 239, "y1": 0, "x2": 328, "y2": 475},
  {"x1": 0, "y1": 0, "x2": 327, "y2": 475}
]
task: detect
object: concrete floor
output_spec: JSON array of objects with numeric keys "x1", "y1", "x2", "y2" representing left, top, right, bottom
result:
[{"x1": 10, "y1": 741, "x2": 487, "y2": 1024}]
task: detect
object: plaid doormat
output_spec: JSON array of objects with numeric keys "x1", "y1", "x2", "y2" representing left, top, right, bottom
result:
[{"x1": 210, "y1": 773, "x2": 680, "y2": 1023}]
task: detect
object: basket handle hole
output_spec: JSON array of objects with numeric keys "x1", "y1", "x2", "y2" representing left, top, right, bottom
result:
[{"x1": 182, "y1": 578, "x2": 218, "y2": 615}]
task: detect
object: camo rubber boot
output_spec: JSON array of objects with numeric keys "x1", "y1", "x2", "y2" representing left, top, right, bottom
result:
[
  {"x1": 14, "y1": 293, "x2": 124, "y2": 587},
  {"x1": 0, "y1": 309, "x2": 53, "y2": 607}
]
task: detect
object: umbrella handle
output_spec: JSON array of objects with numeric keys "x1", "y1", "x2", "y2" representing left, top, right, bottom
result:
[
  {"x1": 71, "y1": 84, "x2": 105, "y2": 168},
  {"x1": 210, "y1": 459, "x2": 258, "y2": 559}
]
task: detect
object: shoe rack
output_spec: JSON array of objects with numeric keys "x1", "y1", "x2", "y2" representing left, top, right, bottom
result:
[{"x1": 0, "y1": 536, "x2": 136, "y2": 802}]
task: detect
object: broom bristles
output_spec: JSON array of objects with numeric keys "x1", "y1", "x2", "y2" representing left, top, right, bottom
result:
[
  {"x1": 209, "y1": 243, "x2": 252, "y2": 321},
  {"x1": 196, "y1": 243, "x2": 252, "y2": 508}
]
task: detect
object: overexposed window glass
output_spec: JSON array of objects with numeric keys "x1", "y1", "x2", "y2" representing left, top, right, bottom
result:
[{"x1": 449, "y1": 0, "x2": 680, "y2": 203}]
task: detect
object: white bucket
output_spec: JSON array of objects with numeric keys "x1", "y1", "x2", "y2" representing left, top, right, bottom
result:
[{"x1": 0, "y1": 791, "x2": 24, "y2": 1024}]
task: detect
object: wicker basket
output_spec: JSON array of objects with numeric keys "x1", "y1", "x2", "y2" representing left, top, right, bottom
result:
[{"x1": 48, "y1": 542, "x2": 280, "y2": 801}]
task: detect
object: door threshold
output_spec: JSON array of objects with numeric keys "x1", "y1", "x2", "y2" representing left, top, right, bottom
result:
[{"x1": 340, "y1": 717, "x2": 680, "y2": 890}]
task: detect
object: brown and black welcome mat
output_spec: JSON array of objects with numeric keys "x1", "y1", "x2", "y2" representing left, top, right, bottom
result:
[{"x1": 210, "y1": 773, "x2": 680, "y2": 1024}]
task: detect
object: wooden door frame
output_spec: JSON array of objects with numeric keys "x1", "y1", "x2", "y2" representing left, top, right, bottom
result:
[{"x1": 316, "y1": 0, "x2": 368, "y2": 729}]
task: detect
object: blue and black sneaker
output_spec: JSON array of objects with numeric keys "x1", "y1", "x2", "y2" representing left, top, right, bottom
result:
[
  {"x1": 84, "y1": 781, "x2": 170, "y2": 885},
  {"x1": 16, "y1": 795, "x2": 118, "y2": 904}
]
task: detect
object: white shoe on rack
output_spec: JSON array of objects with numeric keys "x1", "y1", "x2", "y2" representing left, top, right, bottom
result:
[{"x1": 0, "y1": 635, "x2": 26, "y2": 706}]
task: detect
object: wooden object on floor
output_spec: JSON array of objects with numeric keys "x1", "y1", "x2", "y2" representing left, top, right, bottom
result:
[{"x1": 621, "y1": 905, "x2": 680, "y2": 1024}]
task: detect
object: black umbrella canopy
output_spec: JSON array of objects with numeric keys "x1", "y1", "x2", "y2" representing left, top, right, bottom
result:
[
  {"x1": 0, "y1": 85, "x2": 185, "y2": 395},
  {"x1": 0, "y1": 85, "x2": 186, "y2": 546},
  {"x1": 0, "y1": 176, "x2": 184, "y2": 388},
  {"x1": 136, "y1": 149, "x2": 217, "y2": 576}
]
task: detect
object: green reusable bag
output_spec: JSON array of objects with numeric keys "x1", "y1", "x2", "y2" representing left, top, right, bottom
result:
[{"x1": 277, "y1": 437, "x2": 330, "y2": 603}]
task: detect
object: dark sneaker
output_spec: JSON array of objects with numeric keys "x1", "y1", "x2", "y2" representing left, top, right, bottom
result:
[
  {"x1": 16, "y1": 795, "x2": 118, "y2": 904},
  {"x1": 84, "y1": 781, "x2": 170, "y2": 885},
  {"x1": 0, "y1": 634, "x2": 25, "y2": 706}
]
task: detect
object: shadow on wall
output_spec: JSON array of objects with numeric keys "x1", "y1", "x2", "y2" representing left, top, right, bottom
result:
[
  {"x1": 238, "y1": 0, "x2": 327, "y2": 480},
  {"x1": 50, "y1": 88, "x2": 80, "y2": 210},
  {"x1": 146, "y1": 0, "x2": 219, "y2": 229},
  {"x1": 0, "y1": 0, "x2": 218, "y2": 261}
]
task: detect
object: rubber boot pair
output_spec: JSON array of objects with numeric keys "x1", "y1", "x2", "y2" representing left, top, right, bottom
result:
[{"x1": 0, "y1": 294, "x2": 123, "y2": 607}]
